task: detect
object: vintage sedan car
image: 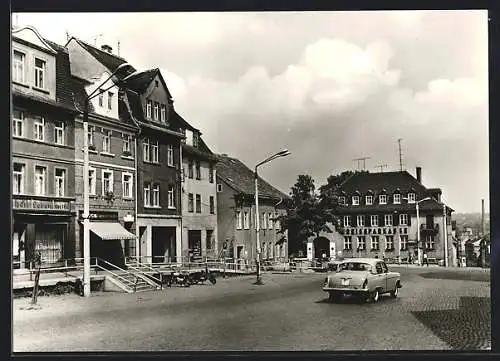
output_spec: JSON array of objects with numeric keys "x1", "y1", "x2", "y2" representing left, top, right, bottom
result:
[{"x1": 322, "y1": 258, "x2": 402, "y2": 303}]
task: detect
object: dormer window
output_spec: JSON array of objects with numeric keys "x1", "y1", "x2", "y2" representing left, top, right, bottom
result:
[
  {"x1": 352, "y1": 196, "x2": 360, "y2": 206},
  {"x1": 98, "y1": 90, "x2": 104, "y2": 107},
  {"x1": 365, "y1": 195, "x2": 373, "y2": 205},
  {"x1": 379, "y1": 194, "x2": 387, "y2": 205},
  {"x1": 34, "y1": 57, "x2": 46, "y2": 89},
  {"x1": 393, "y1": 193, "x2": 401, "y2": 204},
  {"x1": 107, "y1": 91, "x2": 113, "y2": 110},
  {"x1": 339, "y1": 196, "x2": 346, "y2": 205},
  {"x1": 146, "y1": 99, "x2": 152, "y2": 119},
  {"x1": 161, "y1": 104, "x2": 166, "y2": 122},
  {"x1": 154, "y1": 102, "x2": 159, "y2": 120},
  {"x1": 407, "y1": 192, "x2": 416, "y2": 203},
  {"x1": 193, "y1": 132, "x2": 199, "y2": 148}
]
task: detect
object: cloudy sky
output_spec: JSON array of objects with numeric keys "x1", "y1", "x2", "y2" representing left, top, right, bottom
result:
[{"x1": 15, "y1": 11, "x2": 489, "y2": 213}]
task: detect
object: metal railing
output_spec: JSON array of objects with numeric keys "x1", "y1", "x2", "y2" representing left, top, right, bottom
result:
[{"x1": 126, "y1": 263, "x2": 163, "y2": 289}]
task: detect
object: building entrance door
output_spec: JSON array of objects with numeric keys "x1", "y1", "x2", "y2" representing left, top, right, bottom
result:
[
  {"x1": 188, "y1": 230, "x2": 202, "y2": 262},
  {"x1": 152, "y1": 227, "x2": 176, "y2": 263}
]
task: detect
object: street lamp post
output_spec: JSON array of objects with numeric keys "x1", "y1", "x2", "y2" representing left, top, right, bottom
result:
[
  {"x1": 415, "y1": 197, "x2": 431, "y2": 266},
  {"x1": 82, "y1": 63, "x2": 134, "y2": 297},
  {"x1": 254, "y1": 149, "x2": 291, "y2": 285}
]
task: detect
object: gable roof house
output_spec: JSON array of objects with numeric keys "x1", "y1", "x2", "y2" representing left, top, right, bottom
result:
[
  {"x1": 216, "y1": 154, "x2": 290, "y2": 263},
  {"x1": 319, "y1": 166, "x2": 456, "y2": 266}
]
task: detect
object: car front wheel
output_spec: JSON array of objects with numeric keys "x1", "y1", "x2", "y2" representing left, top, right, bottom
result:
[
  {"x1": 390, "y1": 283, "x2": 399, "y2": 298},
  {"x1": 370, "y1": 289, "x2": 379, "y2": 303}
]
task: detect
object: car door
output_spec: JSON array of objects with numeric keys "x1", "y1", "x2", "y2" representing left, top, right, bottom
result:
[
  {"x1": 380, "y1": 261, "x2": 389, "y2": 292},
  {"x1": 382, "y1": 261, "x2": 396, "y2": 290},
  {"x1": 374, "y1": 262, "x2": 385, "y2": 291}
]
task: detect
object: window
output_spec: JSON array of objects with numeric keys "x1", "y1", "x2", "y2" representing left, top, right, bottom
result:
[
  {"x1": 386, "y1": 236, "x2": 394, "y2": 250},
  {"x1": 244, "y1": 211, "x2": 250, "y2": 229},
  {"x1": 217, "y1": 184, "x2": 222, "y2": 192},
  {"x1": 188, "y1": 193, "x2": 194, "y2": 212},
  {"x1": 143, "y1": 183, "x2": 151, "y2": 207},
  {"x1": 209, "y1": 196, "x2": 215, "y2": 214},
  {"x1": 357, "y1": 215, "x2": 364, "y2": 227},
  {"x1": 34, "y1": 116, "x2": 44, "y2": 141},
  {"x1": 399, "y1": 213, "x2": 408, "y2": 226},
  {"x1": 343, "y1": 215, "x2": 350, "y2": 227},
  {"x1": 13, "y1": 50, "x2": 25, "y2": 83},
  {"x1": 155, "y1": 80, "x2": 159, "y2": 87},
  {"x1": 379, "y1": 194, "x2": 387, "y2": 204},
  {"x1": 102, "y1": 130, "x2": 111, "y2": 153},
  {"x1": 54, "y1": 121, "x2": 64, "y2": 145},
  {"x1": 34, "y1": 166, "x2": 46, "y2": 195},
  {"x1": 146, "y1": 100, "x2": 152, "y2": 118},
  {"x1": 123, "y1": 134, "x2": 131, "y2": 153},
  {"x1": 193, "y1": 132, "x2": 199, "y2": 148},
  {"x1": 154, "y1": 102, "x2": 159, "y2": 120},
  {"x1": 371, "y1": 235, "x2": 379, "y2": 250},
  {"x1": 384, "y1": 214, "x2": 393, "y2": 226},
  {"x1": 102, "y1": 170, "x2": 113, "y2": 194},
  {"x1": 370, "y1": 215, "x2": 378, "y2": 227},
  {"x1": 209, "y1": 163, "x2": 214, "y2": 183},
  {"x1": 13, "y1": 163, "x2": 25, "y2": 194},
  {"x1": 407, "y1": 193, "x2": 416, "y2": 203},
  {"x1": 188, "y1": 159, "x2": 194, "y2": 178},
  {"x1": 357, "y1": 236, "x2": 366, "y2": 250},
  {"x1": 236, "y1": 211, "x2": 243, "y2": 229},
  {"x1": 152, "y1": 184, "x2": 160, "y2": 207},
  {"x1": 196, "y1": 194, "x2": 201, "y2": 213},
  {"x1": 195, "y1": 161, "x2": 201, "y2": 180},
  {"x1": 268, "y1": 213, "x2": 274, "y2": 229},
  {"x1": 393, "y1": 193, "x2": 401, "y2": 204},
  {"x1": 88, "y1": 126, "x2": 94, "y2": 146},
  {"x1": 365, "y1": 195, "x2": 373, "y2": 205},
  {"x1": 55, "y1": 168, "x2": 65, "y2": 197},
  {"x1": 161, "y1": 104, "x2": 166, "y2": 122},
  {"x1": 400, "y1": 235, "x2": 409, "y2": 250},
  {"x1": 339, "y1": 196, "x2": 346, "y2": 205},
  {"x1": 107, "y1": 91, "x2": 113, "y2": 110},
  {"x1": 12, "y1": 109, "x2": 24, "y2": 137},
  {"x1": 168, "y1": 185, "x2": 175, "y2": 208},
  {"x1": 34, "y1": 57, "x2": 46, "y2": 89},
  {"x1": 167, "y1": 144, "x2": 174, "y2": 166},
  {"x1": 425, "y1": 235, "x2": 435, "y2": 250},
  {"x1": 151, "y1": 140, "x2": 159, "y2": 163},
  {"x1": 352, "y1": 196, "x2": 360, "y2": 205},
  {"x1": 122, "y1": 173, "x2": 133, "y2": 198},
  {"x1": 143, "y1": 139, "x2": 150, "y2": 162},
  {"x1": 344, "y1": 236, "x2": 352, "y2": 250},
  {"x1": 275, "y1": 216, "x2": 281, "y2": 230},
  {"x1": 88, "y1": 168, "x2": 96, "y2": 195},
  {"x1": 262, "y1": 213, "x2": 267, "y2": 229},
  {"x1": 375, "y1": 262, "x2": 383, "y2": 274}
]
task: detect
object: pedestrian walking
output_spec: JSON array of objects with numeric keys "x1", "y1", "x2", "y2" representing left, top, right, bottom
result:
[{"x1": 423, "y1": 252, "x2": 429, "y2": 267}]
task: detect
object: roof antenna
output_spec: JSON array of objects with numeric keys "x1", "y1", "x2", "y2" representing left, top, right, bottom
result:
[
  {"x1": 93, "y1": 33, "x2": 103, "y2": 46},
  {"x1": 374, "y1": 164, "x2": 388, "y2": 173},
  {"x1": 398, "y1": 138, "x2": 405, "y2": 172},
  {"x1": 65, "y1": 30, "x2": 70, "y2": 42},
  {"x1": 352, "y1": 157, "x2": 370, "y2": 171},
  {"x1": 117, "y1": 40, "x2": 120, "y2": 56}
]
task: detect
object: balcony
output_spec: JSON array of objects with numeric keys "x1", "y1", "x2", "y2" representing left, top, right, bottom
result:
[{"x1": 420, "y1": 223, "x2": 439, "y2": 235}]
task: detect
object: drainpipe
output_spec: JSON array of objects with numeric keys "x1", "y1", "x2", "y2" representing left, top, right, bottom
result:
[{"x1": 179, "y1": 141, "x2": 183, "y2": 265}]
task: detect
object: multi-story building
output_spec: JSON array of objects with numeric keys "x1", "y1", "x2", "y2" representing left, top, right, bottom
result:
[
  {"x1": 180, "y1": 128, "x2": 219, "y2": 262},
  {"x1": 216, "y1": 154, "x2": 289, "y2": 265},
  {"x1": 309, "y1": 167, "x2": 455, "y2": 265},
  {"x1": 11, "y1": 26, "x2": 78, "y2": 269},
  {"x1": 66, "y1": 37, "x2": 140, "y2": 267}
]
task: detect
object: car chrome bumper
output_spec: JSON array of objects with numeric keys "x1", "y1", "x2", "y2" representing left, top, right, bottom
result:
[{"x1": 323, "y1": 287, "x2": 369, "y2": 293}]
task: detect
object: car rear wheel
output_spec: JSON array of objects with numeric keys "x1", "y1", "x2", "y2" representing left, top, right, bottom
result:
[
  {"x1": 390, "y1": 283, "x2": 399, "y2": 298},
  {"x1": 370, "y1": 289, "x2": 379, "y2": 303}
]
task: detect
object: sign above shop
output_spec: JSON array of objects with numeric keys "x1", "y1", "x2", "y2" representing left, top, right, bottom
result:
[
  {"x1": 13, "y1": 198, "x2": 70, "y2": 212},
  {"x1": 78, "y1": 210, "x2": 119, "y2": 222}
]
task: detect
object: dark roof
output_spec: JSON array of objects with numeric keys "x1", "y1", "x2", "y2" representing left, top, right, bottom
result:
[
  {"x1": 170, "y1": 111, "x2": 197, "y2": 132},
  {"x1": 216, "y1": 154, "x2": 289, "y2": 200},
  {"x1": 125, "y1": 69, "x2": 158, "y2": 93},
  {"x1": 339, "y1": 171, "x2": 453, "y2": 212},
  {"x1": 72, "y1": 37, "x2": 135, "y2": 74}
]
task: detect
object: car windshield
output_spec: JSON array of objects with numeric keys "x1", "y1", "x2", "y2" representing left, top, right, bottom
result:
[{"x1": 339, "y1": 262, "x2": 372, "y2": 272}]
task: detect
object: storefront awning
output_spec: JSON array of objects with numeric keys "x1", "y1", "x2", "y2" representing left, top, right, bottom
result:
[{"x1": 89, "y1": 222, "x2": 136, "y2": 240}]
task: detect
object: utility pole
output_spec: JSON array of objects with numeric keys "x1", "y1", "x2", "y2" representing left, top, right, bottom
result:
[
  {"x1": 374, "y1": 164, "x2": 388, "y2": 173},
  {"x1": 398, "y1": 138, "x2": 404, "y2": 172}
]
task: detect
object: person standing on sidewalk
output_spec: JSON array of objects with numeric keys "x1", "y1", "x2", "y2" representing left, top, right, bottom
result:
[{"x1": 423, "y1": 252, "x2": 429, "y2": 267}]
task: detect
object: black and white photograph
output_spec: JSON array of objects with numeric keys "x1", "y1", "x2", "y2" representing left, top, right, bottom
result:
[{"x1": 11, "y1": 10, "x2": 491, "y2": 352}]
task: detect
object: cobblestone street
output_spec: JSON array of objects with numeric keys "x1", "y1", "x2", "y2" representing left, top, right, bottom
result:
[{"x1": 13, "y1": 266, "x2": 490, "y2": 352}]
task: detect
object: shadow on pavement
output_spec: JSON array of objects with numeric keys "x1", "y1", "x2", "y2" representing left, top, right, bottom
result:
[{"x1": 419, "y1": 272, "x2": 490, "y2": 282}]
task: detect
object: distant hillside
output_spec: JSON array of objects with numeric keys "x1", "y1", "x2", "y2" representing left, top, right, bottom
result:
[{"x1": 453, "y1": 212, "x2": 490, "y2": 234}]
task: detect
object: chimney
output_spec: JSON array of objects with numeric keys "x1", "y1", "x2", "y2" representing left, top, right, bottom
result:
[
  {"x1": 416, "y1": 167, "x2": 422, "y2": 183},
  {"x1": 101, "y1": 44, "x2": 113, "y2": 54}
]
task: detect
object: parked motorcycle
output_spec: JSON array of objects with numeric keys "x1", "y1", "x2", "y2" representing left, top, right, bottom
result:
[
  {"x1": 190, "y1": 268, "x2": 217, "y2": 285},
  {"x1": 166, "y1": 268, "x2": 191, "y2": 287}
]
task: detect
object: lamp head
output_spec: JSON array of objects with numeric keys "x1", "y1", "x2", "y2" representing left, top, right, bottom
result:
[{"x1": 277, "y1": 149, "x2": 291, "y2": 157}]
